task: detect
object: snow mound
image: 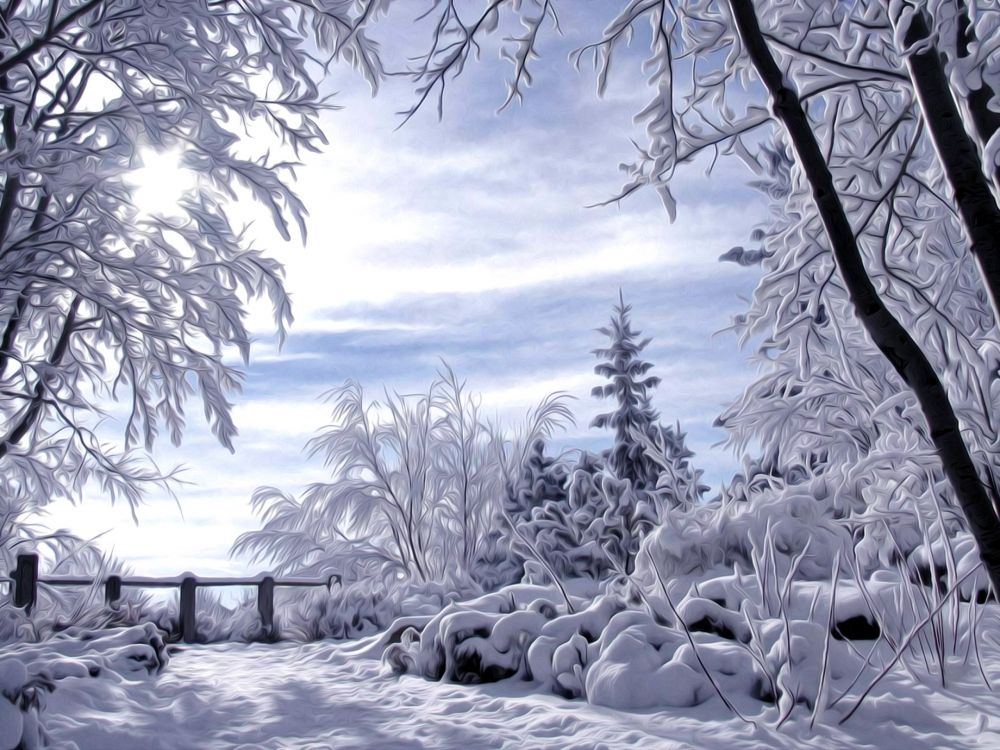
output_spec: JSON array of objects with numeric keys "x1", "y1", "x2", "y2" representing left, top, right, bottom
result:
[
  {"x1": 0, "y1": 623, "x2": 167, "y2": 749},
  {"x1": 585, "y1": 621, "x2": 699, "y2": 709},
  {"x1": 383, "y1": 585, "x2": 568, "y2": 684},
  {"x1": 379, "y1": 561, "x2": 944, "y2": 721},
  {"x1": 379, "y1": 582, "x2": 778, "y2": 712}
]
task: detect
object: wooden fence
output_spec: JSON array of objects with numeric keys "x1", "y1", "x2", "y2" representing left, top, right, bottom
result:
[{"x1": 8, "y1": 553, "x2": 340, "y2": 643}]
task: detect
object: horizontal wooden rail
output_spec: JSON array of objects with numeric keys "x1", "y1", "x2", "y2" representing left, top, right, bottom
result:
[
  {"x1": 36, "y1": 574, "x2": 341, "y2": 588},
  {"x1": 9, "y1": 553, "x2": 340, "y2": 643}
]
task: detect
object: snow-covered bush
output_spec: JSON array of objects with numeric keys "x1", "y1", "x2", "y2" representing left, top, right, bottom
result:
[
  {"x1": 634, "y1": 476, "x2": 852, "y2": 584},
  {"x1": 468, "y1": 529, "x2": 523, "y2": 591},
  {"x1": 534, "y1": 295, "x2": 709, "y2": 576},
  {"x1": 504, "y1": 448, "x2": 607, "y2": 582},
  {"x1": 276, "y1": 580, "x2": 475, "y2": 642},
  {"x1": 382, "y1": 584, "x2": 581, "y2": 684},
  {"x1": 504, "y1": 439, "x2": 571, "y2": 527},
  {"x1": 377, "y1": 577, "x2": 799, "y2": 714},
  {"x1": 378, "y1": 505, "x2": 990, "y2": 726},
  {"x1": 1, "y1": 513, "x2": 154, "y2": 646},
  {"x1": 0, "y1": 655, "x2": 49, "y2": 750}
]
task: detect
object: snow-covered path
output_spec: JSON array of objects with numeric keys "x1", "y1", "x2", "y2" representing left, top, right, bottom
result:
[{"x1": 42, "y1": 637, "x2": 1000, "y2": 750}]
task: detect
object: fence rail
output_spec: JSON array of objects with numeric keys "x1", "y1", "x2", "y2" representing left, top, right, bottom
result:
[{"x1": 8, "y1": 553, "x2": 340, "y2": 643}]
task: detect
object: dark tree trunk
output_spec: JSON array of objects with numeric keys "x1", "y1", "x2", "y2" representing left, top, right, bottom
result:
[
  {"x1": 0, "y1": 71, "x2": 21, "y2": 252},
  {"x1": 0, "y1": 296, "x2": 81, "y2": 458},
  {"x1": 0, "y1": 288, "x2": 27, "y2": 375},
  {"x1": 726, "y1": 0, "x2": 1000, "y2": 592},
  {"x1": 889, "y1": 1, "x2": 1000, "y2": 321},
  {"x1": 0, "y1": 193, "x2": 51, "y2": 375},
  {"x1": 955, "y1": 1, "x2": 1000, "y2": 194}
]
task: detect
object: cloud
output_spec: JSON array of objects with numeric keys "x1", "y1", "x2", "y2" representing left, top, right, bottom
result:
[{"x1": 290, "y1": 317, "x2": 440, "y2": 335}]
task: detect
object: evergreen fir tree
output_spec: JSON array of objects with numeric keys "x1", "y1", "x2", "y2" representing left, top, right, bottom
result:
[{"x1": 590, "y1": 291, "x2": 662, "y2": 489}]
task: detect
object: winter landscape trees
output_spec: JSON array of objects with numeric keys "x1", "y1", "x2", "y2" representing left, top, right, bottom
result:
[
  {"x1": 5, "y1": 1, "x2": 1000, "y2": 747},
  {"x1": 232, "y1": 300, "x2": 705, "y2": 633},
  {"x1": 336, "y1": 0, "x2": 1000, "y2": 598},
  {"x1": 0, "y1": 0, "x2": 364, "y2": 619},
  {"x1": 250, "y1": 0, "x2": 1000, "y2": 734},
  {"x1": 0, "y1": 0, "x2": 334, "y2": 535},
  {"x1": 232, "y1": 371, "x2": 575, "y2": 592}
]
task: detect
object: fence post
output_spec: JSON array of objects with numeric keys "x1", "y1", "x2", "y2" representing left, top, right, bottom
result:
[
  {"x1": 180, "y1": 576, "x2": 197, "y2": 643},
  {"x1": 258, "y1": 576, "x2": 275, "y2": 638},
  {"x1": 105, "y1": 575, "x2": 122, "y2": 608},
  {"x1": 12, "y1": 553, "x2": 38, "y2": 614}
]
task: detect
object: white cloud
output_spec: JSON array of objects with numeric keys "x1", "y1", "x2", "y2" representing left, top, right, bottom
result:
[
  {"x1": 288, "y1": 317, "x2": 440, "y2": 335},
  {"x1": 231, "y1": 398, "x2": 326, "y2": 440},
  {"x1": 478, "y1": 371, "x2": 595, "y2": 411},
  {"x1": 235, "y1": 95, "x2": 764, "y2": 333}
]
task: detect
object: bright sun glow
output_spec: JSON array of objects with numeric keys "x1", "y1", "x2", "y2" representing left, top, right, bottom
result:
[{"x1": 127, "y1": 148, "x2": 199, "y2": 218}]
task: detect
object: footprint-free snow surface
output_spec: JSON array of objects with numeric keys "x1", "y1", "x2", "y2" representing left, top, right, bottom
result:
[{"x1": 40, "y1": 634, "x2": 1000, "y2": 749}]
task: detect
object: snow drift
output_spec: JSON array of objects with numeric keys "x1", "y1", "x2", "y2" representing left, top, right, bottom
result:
[{"x1": 0, "y1": 623, "x2": 167, "y2": 750}]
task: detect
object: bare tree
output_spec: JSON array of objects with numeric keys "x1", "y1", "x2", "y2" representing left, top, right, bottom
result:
[
  {"x1": 434, "y1": 363, "x2": 494, "y2": 573},
  {"x1": 0, "y1": 0, "x2": 365, "y2": 511},
  {"x1": 887, "y1": 1, "x2": 1000, "y2": 317},
  {"x1": 234, "y1": 371, "x2": 574, "y2": 586}
]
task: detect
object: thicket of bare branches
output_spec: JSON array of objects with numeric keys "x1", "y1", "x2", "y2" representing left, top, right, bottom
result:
[
  {"x1": 0, "y1": 0, "x2": 374, "y2": 516},
  {"x1": 232, "y1": 367, "x2": 575, "y2": 586}
]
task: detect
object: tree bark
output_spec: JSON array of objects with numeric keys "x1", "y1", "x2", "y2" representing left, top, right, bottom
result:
[
  {"x1": 889, "y1": 1, "x2": 1000, "y2": 321},
  {"x1": 0, "y1": 71, "x2": 21, "y2": 251},
  {"x1": 955, "y1": 1, "x2": 1000, "y2": 195},
  {"x1": 727, "y1": 0, "x2": 1000, "y2": 592},
  {"x1": 0, "y1": 192, "x2": 52, "y2": 376},
  {"x1": 0, "y1": 295, "x2": 80, "y2": 458}
]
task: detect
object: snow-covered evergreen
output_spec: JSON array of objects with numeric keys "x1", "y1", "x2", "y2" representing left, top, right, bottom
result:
[{"x1": 590, "y1": 292, "x2": 662, "y2": 491}]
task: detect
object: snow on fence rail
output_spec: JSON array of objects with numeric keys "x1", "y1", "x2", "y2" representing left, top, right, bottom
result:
[{"x1": 7, "y1": 553, "x2": 340, "y2": 643}]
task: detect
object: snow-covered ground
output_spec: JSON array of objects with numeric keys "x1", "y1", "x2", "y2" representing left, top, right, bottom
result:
[{"x1": 34, "y1": 625, "x2": 1000, "y2": 750}]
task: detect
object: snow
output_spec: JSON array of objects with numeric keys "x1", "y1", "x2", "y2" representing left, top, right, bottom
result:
[
  {"x1": 0, "y1": 624, "x2": 167, "y2": 749},
  {"x1": 0, "y1": 698, "x2": 21, "y2": 750},
  {"x1": 15, "y1": 618, "x2": 1000, "y2": 750},
  {"x1": 585, "y1": 626, "x2": 704, "y2": 709}
]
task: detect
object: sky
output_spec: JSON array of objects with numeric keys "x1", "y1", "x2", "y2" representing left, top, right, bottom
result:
[{"x1": 46, "y1": 5, "x2": 768, "y2": 577}]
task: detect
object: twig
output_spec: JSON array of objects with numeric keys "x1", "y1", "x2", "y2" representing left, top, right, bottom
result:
[
  {"x1": 810, "y1": 550, "x2": 840, "y2": 730},
  {"x1": 645, "y1": 548, "x2": 754, "y2": 725},
  {"x1": 838, "y1": 563, "x2": 983, "y2": 725}
]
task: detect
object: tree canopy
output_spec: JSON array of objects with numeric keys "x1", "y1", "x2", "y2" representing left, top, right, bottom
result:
[{"x1": 0, "y1": 0, "x2": 362, "y2": 510}]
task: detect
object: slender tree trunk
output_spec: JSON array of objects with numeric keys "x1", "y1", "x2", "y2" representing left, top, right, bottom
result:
[
  {"x1": 461, "y1": 446, "x2": 471, "y2": 572},
  {"x1": 403, "y1": 514, "x2": 427, "y2": 582},
  {"x1": 888, "y1": 1, "x2": 1000, "y2": 321},
  {"x1": 0, "y1": 71, "x2": 21, "y2": 250},
  {"x1": 0, "y1": 288, "x2": 27, "y2": 376},
  {"x1": 955, "y1": 1, "x2": 1000, "y2": 195},
  {"x1": 0, "y1": 173, "x2": 20, "y2": 245},
  {"x1": 726, "y1": 0, "x2": 1000, "y2": 592},
  {"x1": 0, "y1": 296, "x2": 81, "y2": 458}
]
